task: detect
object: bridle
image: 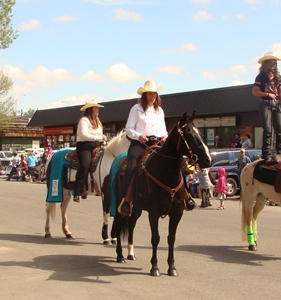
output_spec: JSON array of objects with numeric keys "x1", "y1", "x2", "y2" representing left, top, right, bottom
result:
[{"x1": 176, "y1": 121, "x2": 199, "y2": 162}]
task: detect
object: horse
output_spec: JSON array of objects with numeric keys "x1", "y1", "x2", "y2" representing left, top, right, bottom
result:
[
  {"x1": 111, "y1": 112, "x2": 212, "y2": 276},
  {"x1": 44, "y1": 130, "x2": 130, "y2": 242},
  {"x1": 241, "y1": 158, "x2": 281, "y2": 251}
]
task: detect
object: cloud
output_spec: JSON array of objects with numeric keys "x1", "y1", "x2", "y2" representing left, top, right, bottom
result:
[
  {"x1": 55, "y1": 15, "x2": 78, "y2": 22},
  {"x1": 156, "y1": 64, "x2": 182, "y2": 74},
  {"x1": 203, "y1": 70, "x2": 217, "y2": 80},
  {"x1": 29, "y1": 66, "x2": 74, "y2": 83},
  {"x1": 2, "y1": 65, "x2": 26, "y2": 80},
  {"x1": 236, "y1": 14, "x2": 246, "y2": 20},
  {"x1": 230, "y1": 64, "x2": 247, "y2": 74},
  {"x1": 161, "y1": 43, "x2": 197, "y2": 54},
  {"x1": 82, "y1": 71, "x2": 104, "y2": 81},
  {"x1": 191, "y1": 0, "x2": 210, "y2": 3},
  {"x1": 89, "y1": 0, "x2": 134, "y2": 5},
  {"x1": 193, "y1": 10, "x2": 214, "y2": 21},
  {"x1": 114, "y1": 9, "x2": 142, "y2": 21},
  {"x1": 105, "y1": 63, "x2": 141, "y2": 82},
  {"x1": 19, "y1": 19, "x2": 41, "y2": 30},
  {"x1": 228, "y1": 80, "x2": 245, "y2": 86}
]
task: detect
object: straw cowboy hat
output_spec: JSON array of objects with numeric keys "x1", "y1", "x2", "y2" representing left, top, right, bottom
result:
[
  {"x1": 137, "y1": 80, "x2": 163, "y2": 95},
  {"x1": 258, "y1": 51, "x2": 281, "y2": 63},
  {"x1": 80, "y1": 100, "x2": 104, "y2": 111}
]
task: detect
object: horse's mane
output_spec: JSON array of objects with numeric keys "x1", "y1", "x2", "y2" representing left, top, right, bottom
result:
[{"x1": 106, "y1": 129, "x2": 126, "y2": 151}]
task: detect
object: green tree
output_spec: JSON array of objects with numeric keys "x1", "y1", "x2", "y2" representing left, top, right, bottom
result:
[
  {"x1": 0, "y1": 70, "x2": 16, "y2": 130},
  {"x1": 0, "y1": 0, "x2": 18, "y2": 50}
]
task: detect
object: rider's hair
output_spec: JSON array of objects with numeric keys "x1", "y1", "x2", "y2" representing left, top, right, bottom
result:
[{"x1": 138, "y1": 92, "x2": 162, "y2": 113}]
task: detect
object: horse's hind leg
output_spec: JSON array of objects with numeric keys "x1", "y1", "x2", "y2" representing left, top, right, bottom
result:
[
  {"x1": 60, "y1": 189, "x2": 73, "y2": 238},
  {"x1": 45, "y1": 202, "x2": 55, "y2": 238}
]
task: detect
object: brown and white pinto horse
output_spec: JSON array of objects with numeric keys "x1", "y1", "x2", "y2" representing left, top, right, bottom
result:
[
  {"x1": 44, "y1": 131, "x2": 129, "y2": 241},
  {"x1": 241, "y1": 159, "x2": 281, "y2": 250}
]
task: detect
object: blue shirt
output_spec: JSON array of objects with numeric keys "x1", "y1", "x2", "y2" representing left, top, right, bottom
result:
[{"x1": 27, "y1": 155, "x2": 38, "y2": 167}]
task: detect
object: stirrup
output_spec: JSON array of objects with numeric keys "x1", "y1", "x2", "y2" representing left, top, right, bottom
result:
[{"x1": 117, "y1": 197, "x2": 132, "y2": 216}]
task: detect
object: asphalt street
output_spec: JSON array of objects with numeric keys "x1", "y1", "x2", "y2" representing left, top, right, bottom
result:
[{"x1": 1, "y1": 176, "x2": 281, "y2": 300}]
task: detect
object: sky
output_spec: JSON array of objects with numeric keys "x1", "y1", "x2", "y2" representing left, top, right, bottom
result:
[{"x1": 1, "y1": 0, "x2": 281, "y2": 114}]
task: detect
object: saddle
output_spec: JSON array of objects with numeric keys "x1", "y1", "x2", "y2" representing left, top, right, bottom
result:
[
  {"x1": 63, "y1": 144, "x2": 106, "y2": 197},
  {"x1": 259, "y1": 157, "x2": 281, "y2": 193}
]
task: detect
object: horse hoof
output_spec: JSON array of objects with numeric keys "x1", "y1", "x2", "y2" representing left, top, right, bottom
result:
[
  {"x1": 150, "y1": 268, "x2": 161, "y2": 277},
  {"x1": 117, "y1": 257, "x2": 126, "y2": 263},
  {"x1": 168, "y1": 268, "x2": 178, "y2": 276},
  {"x1": 248, "y1": 244, "x2": 257, "y2": 251},
  {"x1": 103, "y1": 239, "x2": 111, "y2": 245},
  {"x1": 45, "y1": 233, "x2": 52, "y2": 238},
  {"x1": 127, "y1": 254, "x2": 136, "y2": 261},
  {"x1": 65, "y1": 234, "x2": 74, "y2": 239},
  {"x1": 111, "y1": 238, "x2": 117, "y2": 245}
]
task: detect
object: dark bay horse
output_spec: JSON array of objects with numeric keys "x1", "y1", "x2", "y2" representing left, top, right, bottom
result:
[{"x1": 112, "y1": 112, "x2": 212, "y2": 276}]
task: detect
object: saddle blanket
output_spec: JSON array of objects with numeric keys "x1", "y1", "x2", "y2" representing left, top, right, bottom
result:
[
  {"x1": 110, "y1": 152, "x2": 127, "y2": 217},
  {"x1": 46, "y1": 149, "x2": 77, "y2": 203},
  {"x1": 253, "y1": 160, "x2": 278, "y2": 186}
]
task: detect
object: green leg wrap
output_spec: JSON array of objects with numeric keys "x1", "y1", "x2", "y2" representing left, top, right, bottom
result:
[{"x1": 247, "y1": 225, "x2": 255, "y2": 245}]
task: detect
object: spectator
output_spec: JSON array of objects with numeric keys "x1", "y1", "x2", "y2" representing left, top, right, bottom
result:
[
  {"x1": 194, "y1": 167, "x2": 213, "y2": 208},
  {"x1": 27, "y1": 151, "x2": 38, "y2": 182},
  {"x1": 232, "y1": 133, "x2": 242, "y2": 148},
  {"x1": 216, "y1": 167, "x2": 227, "y2": 210},
  {"x1": 237, "y1": 148, "x2": 251, "y2": 199},
  {"x1": 6, "y1": 152, "x2": 20, "y2": 181},
  {"x1": 214, "y1": 135, "x2": 222, "y2": 148},
  {"x1": 241, "y1": 134, "x2": 252, "y2": 149}
]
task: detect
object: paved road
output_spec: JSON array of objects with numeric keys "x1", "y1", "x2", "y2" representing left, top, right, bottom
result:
[{"x1": 1, "y1": 176, "x2": 281, "y2": 300}]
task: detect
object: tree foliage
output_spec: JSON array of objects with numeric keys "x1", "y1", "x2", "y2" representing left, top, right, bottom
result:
[
  {"x1": 0, "y1": 0, "x2": 18, "y2": 50},
  {"x1": 0, "y1": 70, "x2": 16, "y2": 130}
]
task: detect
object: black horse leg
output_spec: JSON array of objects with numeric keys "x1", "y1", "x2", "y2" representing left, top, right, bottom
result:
[
  {"x1": 126, "y1": 210, "x2": 141, "y2": 260},
  {"x1": 148, "y1": 212, "x2": 160, "y2": 277},
  {"x1": 115, "y1": 214, "x2": 125, "y2": 263},
  {"x1": 110, "y1": 218, "x2": 117, "y2": 245},
  {"x1": 167, "y1": 211, "x2": 183, "y2": 276}
]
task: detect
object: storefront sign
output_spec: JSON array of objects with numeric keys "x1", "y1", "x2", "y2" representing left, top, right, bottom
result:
[{"x1": 43, "y1": 127, "x2": 74, "y2": 135}]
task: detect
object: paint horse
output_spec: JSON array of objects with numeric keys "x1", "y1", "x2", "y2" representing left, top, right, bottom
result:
[
  {"x1": 241, "y1": 158, "x2": 281, "y2": 250},
  {"x1": 112, "y1": 112, "x2": 212, "y2": 276},
  {"x1": 44, "y1": 131, "x2": 130, "y2": 241}
]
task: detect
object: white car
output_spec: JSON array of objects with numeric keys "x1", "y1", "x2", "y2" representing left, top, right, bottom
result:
[{"x1": 25, "y1": 148, "x2": 45, "y2": 159}]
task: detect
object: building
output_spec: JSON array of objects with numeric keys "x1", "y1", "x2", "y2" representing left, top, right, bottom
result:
[
  {"x1": 0, "y1": 114, "x2": 43, "y2": 151},
  {"x1": 27, "y1": 84, "x2": 262, "y2": 149}
]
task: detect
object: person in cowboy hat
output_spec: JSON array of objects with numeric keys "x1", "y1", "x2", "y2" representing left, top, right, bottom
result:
[
  {"x1": 73, "y1": 100, "x2": 107, "y2": 203},
  {"x1": 118, "y1": 79, "x2": 168, "y2": 216},
  {"x1": 252, "y1": 51, "x2": 281, "y2": 164}
]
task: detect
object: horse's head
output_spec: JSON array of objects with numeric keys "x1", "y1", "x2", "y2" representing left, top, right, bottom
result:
[{"x1": 172, "y1": 111, "x2": 212, "y2": 168}]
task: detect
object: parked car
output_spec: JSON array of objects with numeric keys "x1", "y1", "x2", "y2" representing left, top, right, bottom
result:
[
  {"x1": 0, "y1": 151, "x2": 14, "y2": 171},
  {"x1": 209, "y1": 148, "x2": 262, "y2": 197},
  {"x1": 25, "y1": 148, "x2": 45, "y2": 159}
]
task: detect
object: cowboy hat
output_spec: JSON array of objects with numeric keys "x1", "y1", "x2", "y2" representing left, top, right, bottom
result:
[
  {"x1": 80, "y1": 100, "x2": 104, "y2": 111},
  {"x1": 137, "y1": 80, "x2": 163, "y2": 95},
  {"x1": 257, "y1": 51, "x2": 281, "y2": 63}
]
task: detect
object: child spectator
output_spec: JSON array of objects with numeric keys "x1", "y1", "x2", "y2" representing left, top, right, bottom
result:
[
  {"x1": 194, "y1": 167, "x2": 212, "y2": 208},
  {"x1": 216, "y1": 167, "x2": 227, "y2": 210}
]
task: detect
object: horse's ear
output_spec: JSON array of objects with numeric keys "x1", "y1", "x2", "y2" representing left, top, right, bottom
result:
[
  {"x1": 180, "y1": 112, "x2": 188, "y2": 126},
  {"x1": 190, "y1": 111, "x2": 196, "y2": 121}
]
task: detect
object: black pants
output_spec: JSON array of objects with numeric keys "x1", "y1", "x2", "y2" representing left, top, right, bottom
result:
[
  {"x1": 74, "y1": 141, "x2": 99, "y2": 195},
  {"x1": 121, "y1": 140, "x2": 146, "y2": 198}
]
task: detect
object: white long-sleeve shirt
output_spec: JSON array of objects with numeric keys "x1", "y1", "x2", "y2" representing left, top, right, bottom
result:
[
  {"x1": 76, "y1": 117, "x2": 103, "y2": 142},
  {"x1": 125, "y1": 104, "x2": 167, "y2": 141}
]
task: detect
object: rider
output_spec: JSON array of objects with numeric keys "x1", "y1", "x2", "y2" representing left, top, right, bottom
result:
[
  {"x1": 118, "y1": 79, "x2": 168, "y2": 216},
  {"x1": 73, "y1": 100, "x2": 107, "y2": 203}
]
